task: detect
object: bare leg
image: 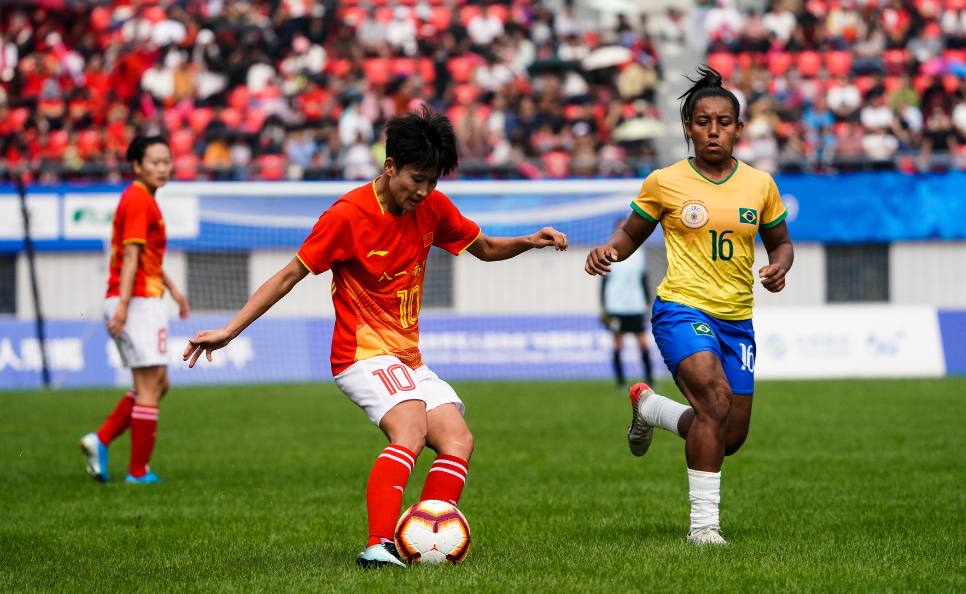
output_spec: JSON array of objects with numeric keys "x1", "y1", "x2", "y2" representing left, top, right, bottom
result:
[
  {"x1": 674, "y1": 351, "x2": 732, "y2": 472},
  {"x1": 675, "y1": 393, "x2": 752, "y2": 456}
]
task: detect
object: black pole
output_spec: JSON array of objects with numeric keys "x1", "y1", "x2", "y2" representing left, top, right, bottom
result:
[{"x1": 17, "y1": 173, "x2": 50, "y2": 389}]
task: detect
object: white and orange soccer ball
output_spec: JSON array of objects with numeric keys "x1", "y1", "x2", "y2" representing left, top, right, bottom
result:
[{"x1": 394, "y1": 500, "x2": 471, "y2": 564}]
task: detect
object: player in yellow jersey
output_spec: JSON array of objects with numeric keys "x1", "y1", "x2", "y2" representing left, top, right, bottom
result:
[{"x1": 585, "y1": 66, "x2": 794, "y2": 545}]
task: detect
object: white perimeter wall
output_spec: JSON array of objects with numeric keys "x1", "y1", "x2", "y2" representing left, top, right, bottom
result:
[{"x1": 14, "y1": 241, "x2": 966, "y2": 320}]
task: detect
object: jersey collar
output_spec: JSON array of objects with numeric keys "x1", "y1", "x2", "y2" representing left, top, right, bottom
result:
[{"x1": 687, "y1": 157, "x2": 739, "y2": 185}]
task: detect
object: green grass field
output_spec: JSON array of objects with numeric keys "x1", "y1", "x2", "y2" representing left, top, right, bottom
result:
[{"x1": 2, "y1": 378, "x2": 965, "y2": 593}]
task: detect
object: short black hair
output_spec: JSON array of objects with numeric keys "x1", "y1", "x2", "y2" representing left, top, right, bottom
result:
[
  {"x1": 125, "y1": 135, "x2": 169, "y2": 164},
  {"x1": 385, "y1": 106, "x2": 458, "y2": 177},
  {"x1": 678, "y1": 65, "x2": 741, "y2": 149}
]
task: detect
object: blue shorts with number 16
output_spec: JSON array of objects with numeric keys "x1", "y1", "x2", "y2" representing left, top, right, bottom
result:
[{"x1": 651, "y1": 297, "x2": 756, "y2": 395}]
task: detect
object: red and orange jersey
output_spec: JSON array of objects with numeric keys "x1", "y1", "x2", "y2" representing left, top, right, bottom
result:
[
  {"x1": 106, "y1": 181, "x2": 167, "y2": 299},
  {"x1": 297, "y1": 180, "x2": 481, "y2": 375}
]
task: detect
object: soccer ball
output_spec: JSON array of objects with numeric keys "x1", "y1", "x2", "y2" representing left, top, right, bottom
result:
[{"x1": 394, "y1": 500, "x2": 471, "y2": 564}]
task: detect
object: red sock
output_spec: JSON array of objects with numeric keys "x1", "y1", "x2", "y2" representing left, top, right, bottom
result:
[
  {"x1": 129, "y1": 405, "x2": 158, "y2": 478},
  {"x1": 420, "y1": 455, "x2": 468, "y2": 506},
  {"x1": 366, "y1": 445, "x2": 417, "y2": 547},
  {"x1": 96, "y1": 391, "x2": 136, "y2": 446}
]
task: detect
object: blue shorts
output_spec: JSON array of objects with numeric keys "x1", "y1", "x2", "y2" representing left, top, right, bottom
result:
[{"x1": 651, "y1": 297, "x2": 756, "y2": 395}]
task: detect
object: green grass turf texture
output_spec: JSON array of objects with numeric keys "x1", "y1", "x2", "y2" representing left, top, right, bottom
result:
[{"x1": 2, "y1": 378, "x2": 964, "y2": 593}]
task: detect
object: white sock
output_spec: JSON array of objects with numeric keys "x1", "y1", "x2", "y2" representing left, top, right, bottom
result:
[
  {"x1": 688, "y1": 468, "x2": 721, "y2": 531},
  {"x1": 641, "y1": 394, "x2": 690, "y2": 437}
]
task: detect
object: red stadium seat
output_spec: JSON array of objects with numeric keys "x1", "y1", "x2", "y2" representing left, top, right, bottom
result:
[
  {"x1": 430, "y1": 6, "x2": 452, "y2": 30},
  {"x1": 10, "y1": 108, "x2": 30, "y2": 130},
  {"x1": 244, "y1": 108, "x2": 268, "y2": 133},
  {"x1": 364, "y1": 58, "x2": 392, "y2": 85},
  {"x1": 163, "y1": 110, "x2": 182, "y2": 131},
  {"x1": 943, "y1": 74, "x2": 961, "y2": 95},
  {"x1": 48, "y1": 130, "x2": 69, "y2": 157},
  {"x1": 913, "y1": 74, "x2": 932, "y2": 95},
  {"x1": 707, "y1": 53, "x2": 736, "y2": 79},
  {"x1": 221, "y1": 107, "x2": 242, "y2": 129},
  {"x1": 257, "y1": 154, "x2": 287, "y2": 180},
  {"x1": 453, "y1": 84, "x2": 478, "y2": 105},
  {"x1": 884, "y1": 76, "x2": 902, "y2": 95},
  {"x1": 338, "y1": 6, "x2": 367, "y2": 27},
  {"x1": 188, "y1": 108, "x2": 214, "y2": 134},
  {"x1": 459, "y1": 5, "x2": 482, "y2": 26},
  {"x1": 170, "y1": 129, "x2": 195, "y2": 156},
  {"x1": 826, "y1": 50, "x2": 853, "y2": 76},
  {"x1": 327, "y1": 58, "x2": 351, "y2": 79},
  {"x1": 797, "y1": 51, "x2": 822, "y2": 78},
  {"x1": 882, "y1": 49, "x2": 909, "y2": 75},
  {"x1": 77, "y1": 130, "x2": 101, "y2": 158},
  {"x1": 486, "y1": 4, "x2": 508, "y2": 23},
  {"x1": 767, "y1": 52, "x2": 793, "y2": 76},
  {"x1": 541, "y1": 151, "x2": 570, "y2": 178},
  {"x1": 228, "y1": 86, "x2": 250, "y2": 111},
  {"x1": 391, "y1": 57, "x2": 416, "y2": 78},
  {"x1": 418, "y1": 58, "x2": 436, "y2": 82},
  {"x1": 854, "y1": 76, "x2": 876, "y2": 96},
  {"x1": 737, "y1": 52, "x2": 761, "y2": 71},
  {"x1": 447, "y1": 56, "x2": 473, "y2": 84},
  {"x1": 563, "y1": 104, "x2": 585, "y2": 121},
  {"x1": 447, "y1": 104, "x2": 468, "y2": 129},
  {"x1": 943, "y1": 49, "x2": 966, "y2": 62},
  {"x1": 375, "y1": 6, "x2": 394, "y2": 23},
  {"x1": 173, "y1": 154, "x2": 199, "y2": 180}
]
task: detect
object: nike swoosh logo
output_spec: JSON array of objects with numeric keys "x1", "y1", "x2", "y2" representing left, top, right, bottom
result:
[
  {"x1": 368, "y1": 250, "x2": 389, "y2": 257},
  {"x1": 392, "y1": 486, "x2": 404, "y2": 493}
]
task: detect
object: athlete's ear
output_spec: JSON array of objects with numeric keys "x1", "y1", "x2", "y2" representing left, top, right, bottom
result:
[
  {"x1": 734, "y1": 120, "x2": 744, "y2": 141},
  {"x1": 684, "y1": 120, "x2": 693, "y2": 140},
  {"x1": 384, "y1": 157, "x2": 395, "y2": 178}
]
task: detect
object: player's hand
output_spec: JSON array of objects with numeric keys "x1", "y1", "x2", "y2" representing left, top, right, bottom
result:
[
  {"x1": 759, "y1": 263, "x2": 787, "y2": 292},
  {"x1": 528, "y1": 227, "x2": 568, "y2": 251},
  {"x1": 585, "y1": 246, "x2": 618, "y2": 276},
  {"x1": 106, "y1": 305, "x2": 127, "y2": 338},
  {"x1": 171, "y1": 290, "x2": 190, "y2": 319},
  {"x1": 183, "y1": 328, "x2": 233, "y2": 368}
]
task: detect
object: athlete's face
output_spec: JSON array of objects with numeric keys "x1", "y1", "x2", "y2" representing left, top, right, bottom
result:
[
  {"x1": 386, "y1": 160, "x2": 440, "y2": 212},
  {"x1": 133, "y1": 144, "x2": 172, "y2": 192},
  {"x1": 685, "y1": 96, "x2": 743, "y2": 165}
]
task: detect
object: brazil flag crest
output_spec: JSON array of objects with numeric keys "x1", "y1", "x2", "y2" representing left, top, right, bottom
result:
[
  {"x1": 739, "y1": 208, "x2": 758, "y2": 225},
  {"x1": 691, "y1": 322, "x2": 714, "y2": 336}
]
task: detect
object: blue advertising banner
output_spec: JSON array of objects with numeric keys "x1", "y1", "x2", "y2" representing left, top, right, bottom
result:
[{"x1": 3, "y1": 173, "x2": 966, "y2": 253}]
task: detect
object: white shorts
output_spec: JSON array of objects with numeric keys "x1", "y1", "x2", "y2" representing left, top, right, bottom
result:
[
  {"x1": 334, "y1": 355, "x2": 464, "y2": 427},
  {"x1": 104, "y1": 296, "x2": 169, "y2": 368}
]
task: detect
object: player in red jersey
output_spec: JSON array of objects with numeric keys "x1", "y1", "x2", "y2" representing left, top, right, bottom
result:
[
  {"x1": 183, "y1": 108, "x2": 568, "y2": 567},
  {"x1": 79, "y1": 136, "x2": 190, "y2": 484}
]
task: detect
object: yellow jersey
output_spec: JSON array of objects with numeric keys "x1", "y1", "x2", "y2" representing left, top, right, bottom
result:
[{"x1": 631, "y1": 158, "x2": 787, "y2": 320}]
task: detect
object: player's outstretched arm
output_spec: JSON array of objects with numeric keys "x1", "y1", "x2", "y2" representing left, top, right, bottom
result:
[
  {"x1": 465, "y1": 227, "x2": 567, "y2": 262},
  {"x1": 585, "y1": 211, "x2": 656, "y2": 276},
  {"x1": 758, "y1": 220, "x2": 794, "y2": 293},
  {"x1": 162, "y1": 271, "x2": 190, "y2": 319},
  {"x1": 183, "y1": 257, "x2": 309, "y2": 367}
]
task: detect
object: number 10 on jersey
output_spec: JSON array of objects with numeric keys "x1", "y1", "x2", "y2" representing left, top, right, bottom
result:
[{"x1": 397, "y1": 287, "x2": 422, "y2": 328}]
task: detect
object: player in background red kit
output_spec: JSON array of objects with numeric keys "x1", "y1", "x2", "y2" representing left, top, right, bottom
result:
[
  {"x1": 80, "y1": 136, "x2": 190, "y2": 484},
  {"x1": 183, "y1": 108, "x2": 568, "y2": 567}
]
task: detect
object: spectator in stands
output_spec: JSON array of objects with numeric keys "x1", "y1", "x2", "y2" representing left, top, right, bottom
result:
[
  {"x1": 920, "y1": 105, "x2": 959, "y2": 168},
  {"x1": 762, "y1": 1, "x2": 797, "y2": 47},
  {"x1": 827, "y1": 76, "x2": 863, "y2": 121},
  {"x1": 704, "y1": 0, "x2": 743, "y2": 52}
]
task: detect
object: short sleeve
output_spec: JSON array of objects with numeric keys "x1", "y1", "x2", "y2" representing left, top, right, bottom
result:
[
  {"x1": 431, "y1": 193, "x2": 481, "y2": 255},
  {"x1": 630, "y1": 171, "x2": 662, "y2": 224},
  {"x1": 760, "y1": 177, "x2": 788, "y2": 229},
  {"x1": 119, "y1": 195, "x2": 151, "y2": 245},
  {"x1": 296, "y1": 203, "x2": 355, "y2": 275}
]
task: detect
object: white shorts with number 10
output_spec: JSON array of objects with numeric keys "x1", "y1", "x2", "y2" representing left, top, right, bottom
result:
[{"x1": 334, "y1": 355, "x2": 465, "y2": 427}]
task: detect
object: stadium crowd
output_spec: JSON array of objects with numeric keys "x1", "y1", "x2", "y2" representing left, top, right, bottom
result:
[
  {"x1": 703, "y1": 0, "x2": 966, "y2": 173},
  {"x1": 0, "y1": 0, "x2": 664, "y2": 181}
]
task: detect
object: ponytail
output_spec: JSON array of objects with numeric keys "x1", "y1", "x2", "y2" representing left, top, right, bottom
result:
[{"x1": 677, "y1": 66, "x2": 741, "y2": 148}]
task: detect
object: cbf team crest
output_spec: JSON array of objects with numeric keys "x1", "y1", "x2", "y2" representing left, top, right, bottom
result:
[{"x1": 681, "y1": 201, "x2": 709, "y2": 229}]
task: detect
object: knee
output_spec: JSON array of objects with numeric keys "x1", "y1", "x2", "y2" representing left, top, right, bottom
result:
[
  {"x1": 696, "y1": 381, "x2": 732, "y2": 427},
  {"x1": 394, "y1": 426, "x2": 428, "y2": 455},
  {"x1": 434, "y1": 428, "x2": 475, "y2": 460}
]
